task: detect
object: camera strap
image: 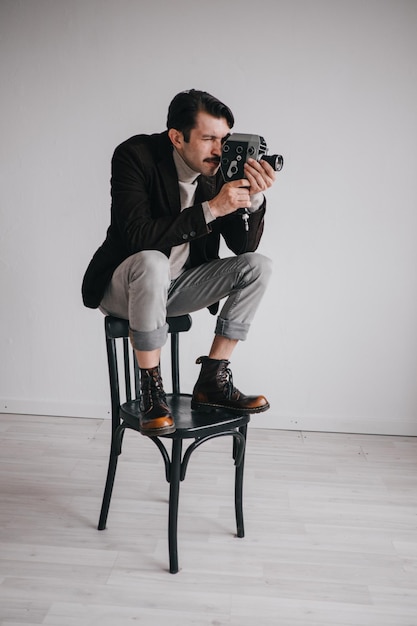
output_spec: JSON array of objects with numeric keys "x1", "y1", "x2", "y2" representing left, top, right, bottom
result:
[{"x1": 238, "y1": 208, "x2": 250, "y2": 231}]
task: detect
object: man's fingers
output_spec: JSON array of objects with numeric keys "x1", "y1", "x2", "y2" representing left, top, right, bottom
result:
[
  {"x1": 230, "y1": 179, "x2": 250, "y2": 188},
  {"x1": 244, "y1": 158, "x2": 276, "y2": 190}
]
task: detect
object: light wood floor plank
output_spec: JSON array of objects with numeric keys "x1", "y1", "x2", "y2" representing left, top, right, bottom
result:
[{"x1": 0, "y1": 413, "x2": 416, "y2": 625}]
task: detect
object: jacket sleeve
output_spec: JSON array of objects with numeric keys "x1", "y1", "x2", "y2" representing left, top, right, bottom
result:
[
  {"x1": 110, "y1": 142, "x2": 211, "y2": 255},
  {"x1": 215, "y1": 200, "x2": 266, "y2": 255}
]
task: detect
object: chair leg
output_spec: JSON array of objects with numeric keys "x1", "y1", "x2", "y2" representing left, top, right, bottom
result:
[
  {"x1": 168, "y1": 438, "x2": 182, "y2": 574},
  {"x1": 98, "y1": 451, "x2": 119, "y2": 530},
  {"x1": 98, "y1": 427, "x2": 125, "y2": 531},
  {"x1": 235, "y1": 424, "x2": 247, "y2": 538}
]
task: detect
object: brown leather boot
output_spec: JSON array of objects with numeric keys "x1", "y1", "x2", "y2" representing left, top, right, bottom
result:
[
  {"x1": 191, "y1": 356, "x2": 270, "y2": 414},
  {"x1": 139, "y1": 365, "x2": 176, "y2": 436}
]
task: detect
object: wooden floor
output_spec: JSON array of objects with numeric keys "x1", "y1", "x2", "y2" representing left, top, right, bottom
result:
[{"x1": 0, "y1": 413, "x2": 416, "y2": 626}]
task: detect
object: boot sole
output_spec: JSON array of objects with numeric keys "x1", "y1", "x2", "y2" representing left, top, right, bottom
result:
[
  {"x1": 191, "y1": 401, "x2": 270, "y2": 414},
  {"x1": 140, "y1": 424, "x2": 177, "y2": 437}
]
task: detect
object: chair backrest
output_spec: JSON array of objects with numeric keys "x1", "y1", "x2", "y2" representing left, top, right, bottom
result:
[{"x1": 104, "y1": 315, "x2": 192, "y2": 424}]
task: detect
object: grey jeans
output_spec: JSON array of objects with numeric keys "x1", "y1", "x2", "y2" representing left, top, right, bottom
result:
[{"x1": 100, "y1": 250, "x2": 272, "y2": 351}]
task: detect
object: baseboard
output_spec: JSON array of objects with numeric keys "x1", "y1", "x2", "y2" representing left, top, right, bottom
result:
[
  {"x1": 1, "y1": 398, "x2": 416, "y2": 436},
  {"x1": 0, "y1": 398, "x2": 110, "y2": 420},
  {"x1": 252, "y1": 411, "x2": 417, "y2": 436}
]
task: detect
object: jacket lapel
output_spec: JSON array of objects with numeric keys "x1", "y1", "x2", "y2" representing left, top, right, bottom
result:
[
  {"x1": 156, "y1": 132, "x2": 181, "y2": 215},
  {"x1": 155, "y1": 131, "x2": 222, "y2": 213},
  {"x1": 196, "y1": 172, "x2": 221, "y2": 203}
]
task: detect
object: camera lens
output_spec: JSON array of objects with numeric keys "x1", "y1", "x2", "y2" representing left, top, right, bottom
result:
[{"x1": 261, "y1": 154, "x2": 284, "y2": 172}]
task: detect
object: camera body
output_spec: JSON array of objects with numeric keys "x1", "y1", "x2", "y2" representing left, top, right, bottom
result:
[{"x1": 220, "y1": 133, "x2": 283, "y2": 182}]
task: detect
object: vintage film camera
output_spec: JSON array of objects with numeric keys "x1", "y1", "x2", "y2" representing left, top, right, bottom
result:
[{"x1": 220, "y1": 133, "x2": 283, "y2": 182}]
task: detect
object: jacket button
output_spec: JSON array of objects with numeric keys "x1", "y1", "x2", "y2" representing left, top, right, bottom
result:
[
  {"x1": 182, "y1": 233, "x2": 188, "y2": 240},
  {"x1": 190, "y1": 231, "x2": 196, "y2": 237}
]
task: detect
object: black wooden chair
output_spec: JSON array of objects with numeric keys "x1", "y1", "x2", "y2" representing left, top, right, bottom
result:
[{"x1": 97, "y1": 315, "x2": 250, "y2": 573}]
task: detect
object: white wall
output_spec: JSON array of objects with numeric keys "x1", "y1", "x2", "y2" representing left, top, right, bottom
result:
[{"x1": 1, "y1": 0, "x2": 416, "y2": 435}]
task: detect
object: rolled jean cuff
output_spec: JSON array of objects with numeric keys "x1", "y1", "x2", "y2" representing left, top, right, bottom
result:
[
  {"x1": 129, "y1": 323, "x2": 169, "y2": 351},
  {"x1": 215, "y1": 317, "x2": 250, "y2": 341}
]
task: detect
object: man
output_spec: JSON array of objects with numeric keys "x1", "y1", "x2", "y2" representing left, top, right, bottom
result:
[{"x1": 82, "y1": 89, "x2": 276, "y2": 437}]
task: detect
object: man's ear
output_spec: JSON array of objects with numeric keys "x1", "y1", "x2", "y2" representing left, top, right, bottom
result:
[{"x1": 168, "y1": 128, "x2": 183, "y2": 149}]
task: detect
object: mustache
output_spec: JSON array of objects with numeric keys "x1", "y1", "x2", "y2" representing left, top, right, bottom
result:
[{"x1": 204, "y1": 157, "x2": 221, "y2": 164}]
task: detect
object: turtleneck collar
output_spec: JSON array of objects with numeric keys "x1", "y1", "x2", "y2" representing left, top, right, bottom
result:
[{"x1": 172, "y1": 148, "x2": 200, "y2": 184}]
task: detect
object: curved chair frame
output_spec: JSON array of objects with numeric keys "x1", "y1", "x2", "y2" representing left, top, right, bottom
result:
[{"x1": 98, "y1": 315, "x2": 249, "y2": 573}]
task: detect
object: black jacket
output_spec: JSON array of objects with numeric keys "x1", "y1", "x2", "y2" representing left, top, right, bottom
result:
[{"x1": 82, "y1": 131, "x2": 266, "y2": 309}]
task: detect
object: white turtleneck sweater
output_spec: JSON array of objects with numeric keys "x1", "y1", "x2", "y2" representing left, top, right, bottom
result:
[{"x1": 169, "y1": 149, "x2": 214, "y2": 279}]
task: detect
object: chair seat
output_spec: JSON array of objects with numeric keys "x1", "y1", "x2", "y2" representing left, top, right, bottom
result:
[{"x1": 120, "y1": 394, "x2": 250, "y2": 439}]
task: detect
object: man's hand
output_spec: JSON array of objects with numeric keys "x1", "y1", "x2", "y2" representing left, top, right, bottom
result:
[
  {"x1": 243, "y1": 158, "x2": 276, "y2": 195},
  {"x1": 208, "y1": 179, "x2": 252, "y2": 218},
  {"x1": 208, "y1": 158, "x2": 276, "y2": 218}
]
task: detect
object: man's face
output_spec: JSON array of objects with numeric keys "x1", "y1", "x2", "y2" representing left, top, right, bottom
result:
[{"x1": 173, "y1": 111, "x2": 230, "y2": 177}]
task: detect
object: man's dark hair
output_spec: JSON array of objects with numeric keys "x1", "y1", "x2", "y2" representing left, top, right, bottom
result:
[{"x1": 167, "y1": 89, "x2": 234, "y2": 141}]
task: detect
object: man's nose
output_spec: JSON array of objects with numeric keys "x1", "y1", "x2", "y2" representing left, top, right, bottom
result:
[{"x1": 212, "y1": 139, "x2": 222, "y2": 154}]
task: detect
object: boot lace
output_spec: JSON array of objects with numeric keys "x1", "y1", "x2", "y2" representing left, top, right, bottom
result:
[
  {"x1": 141, "y1": 370, "x2": 168, "y2": 411},
  {"x1": 217, "y1": 365, "x2": 239, "y2": 400}
]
